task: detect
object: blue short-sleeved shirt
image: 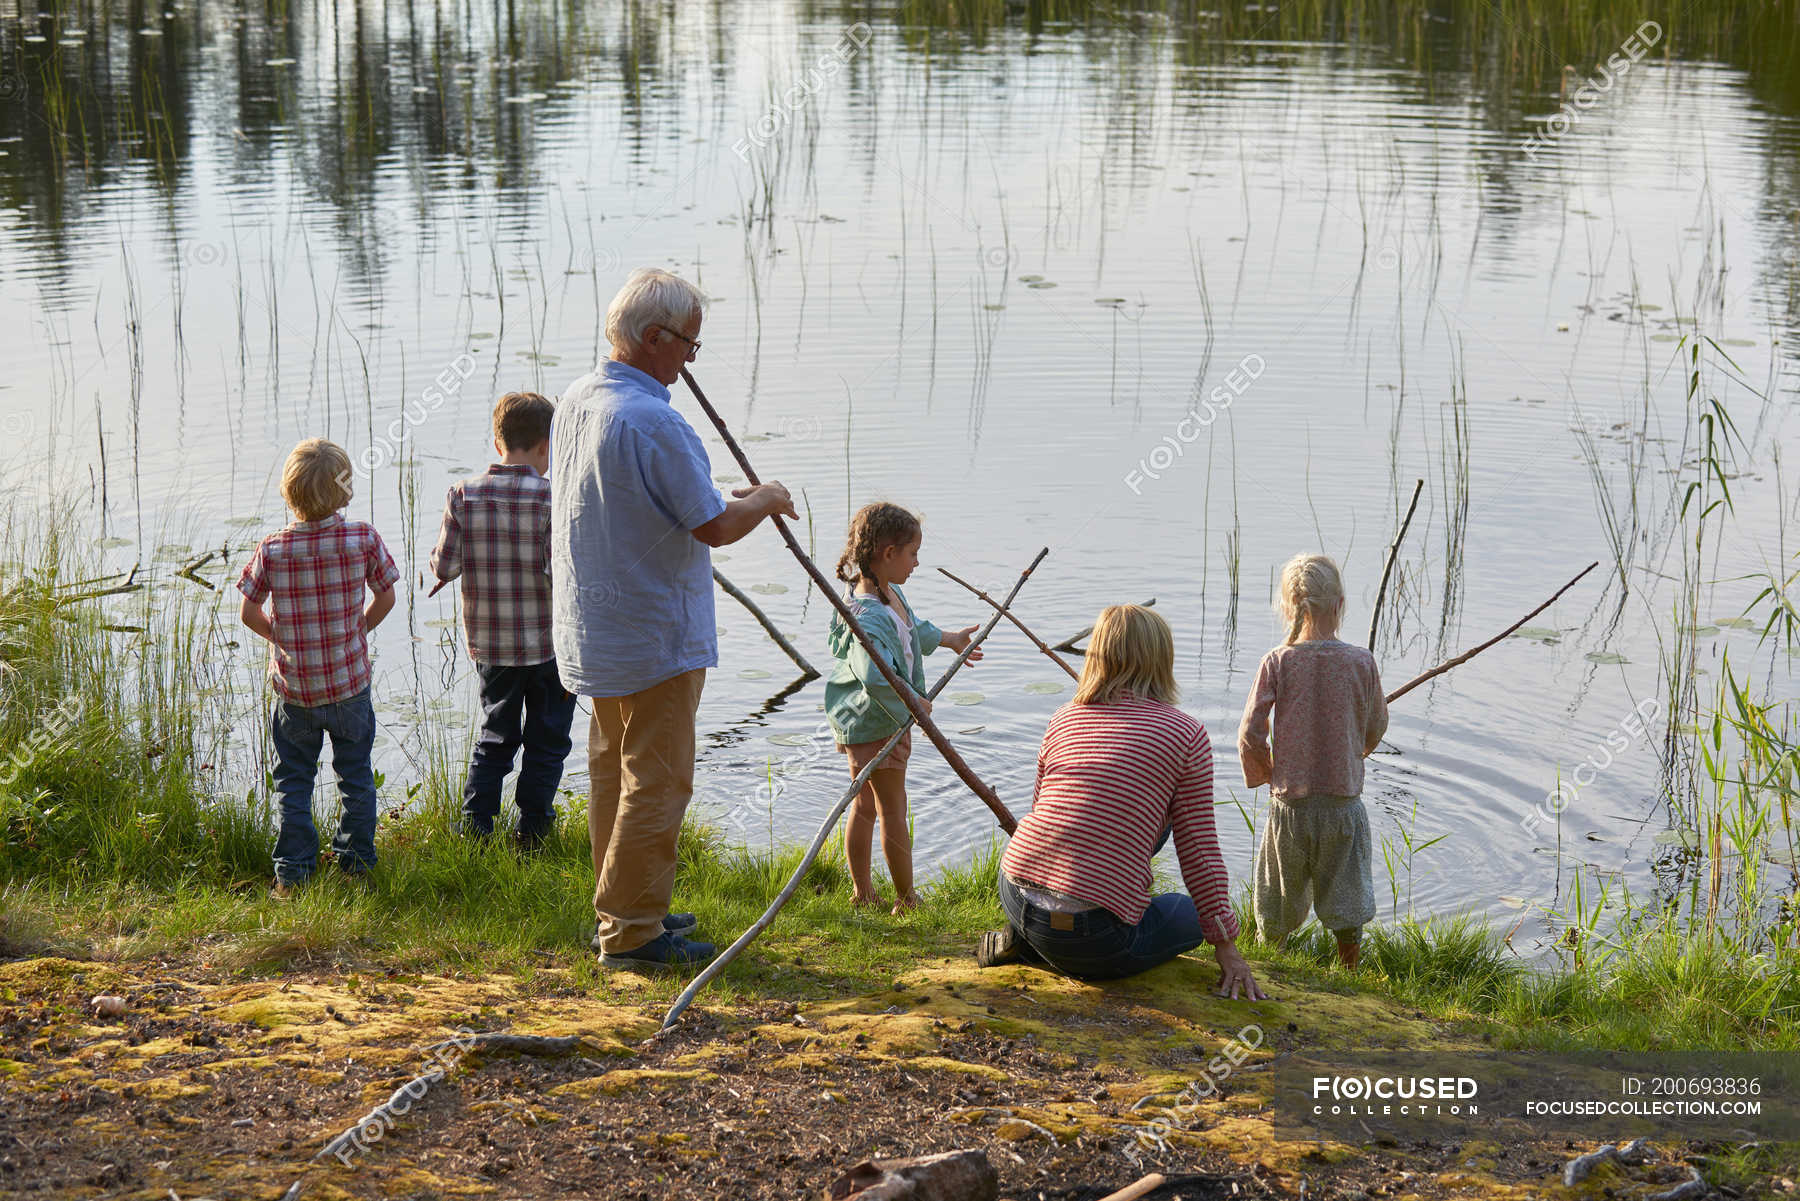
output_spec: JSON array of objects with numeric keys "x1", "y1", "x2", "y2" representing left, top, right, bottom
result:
[{"x1": 550, "y1": 360, "x2": 728, "y2": 697}]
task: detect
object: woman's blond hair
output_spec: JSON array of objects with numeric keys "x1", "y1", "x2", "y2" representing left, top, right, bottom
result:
[
  {"x1": 1277, "y1": 553, "x2": 1345, "y2": 645},
  {"x1": 1073, "y1": 604, "x2": 1178, "y2": 706},
  {"x1": 281, "y1": 438, "x2": 354, "y2": 521}
]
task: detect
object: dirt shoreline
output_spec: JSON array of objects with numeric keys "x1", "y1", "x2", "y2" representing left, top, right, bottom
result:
[{"x1": 0, "y1": 952, "x2": 1773, "y2": 1199}]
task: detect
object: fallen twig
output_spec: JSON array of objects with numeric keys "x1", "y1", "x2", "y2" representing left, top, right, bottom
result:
[
  {"x1": 657, "y1": 549, "x2": 1049, "y2": 1034},
  {"x1": 939, "y1": 566, "x2": 1079, "y2": 682},
  {"x1": 313, "y1": 1066, "x2": 445, "y2": 1164},
  {"x1": 1563, "y1": 1137, "x2": 1654, "y2": 1187},
  {"x1": 1386, "y1": 562, "x2": 1598, "y2": 704},
  {"x1": 1050, "y1": 598, "x2": 1155, "y2": 654},
  {"x1": 683, "y1": 367, "x2": 1014, "y2": 832},
  {"x1": 53, "y1": 563, "x2": 143, "y2": 607},
  {"x1": 1097, "y1": 1174, "x2": 1167, "y2": 1201},
  {"x1": 713, "y1": 566, "x2": 818, "y2": 679},
  {"x1": 420, "y1": 1032, "x2": 587, "y2": 1057},
  {"x1": 1369, "y1": 478, "x2": 1424, "y2": 650}
]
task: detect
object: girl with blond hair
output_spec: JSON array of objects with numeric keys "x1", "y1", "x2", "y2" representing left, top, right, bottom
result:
[
  {"x1": 1238, "y1": 554, "x2": 1388, "y2": 968},
  {"x1": 979, "y1": 605, "x2": 1264, "y2": 997}
]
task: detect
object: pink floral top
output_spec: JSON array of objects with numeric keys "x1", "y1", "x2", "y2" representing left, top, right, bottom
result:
[{"x1": 1237, "y1": 639, "x2": 1388, "y2": 800}]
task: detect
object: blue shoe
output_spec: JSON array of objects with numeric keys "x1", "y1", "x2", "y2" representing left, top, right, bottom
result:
[
  {"x1": 588, "y1": 912, "x2": 698, "y2": 951},
  {"x1": 599, "y1": 931, "x2": 717, "y2": 973}
]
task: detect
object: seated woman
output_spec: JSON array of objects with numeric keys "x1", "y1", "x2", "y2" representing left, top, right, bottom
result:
[{"x1": 976, "y1": 604, "x2": 1265, "y2": 998}]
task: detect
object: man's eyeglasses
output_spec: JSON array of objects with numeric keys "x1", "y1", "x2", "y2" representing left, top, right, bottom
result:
[{"x1": 655, "y1": 325, "x2": 701, "y2": 359}]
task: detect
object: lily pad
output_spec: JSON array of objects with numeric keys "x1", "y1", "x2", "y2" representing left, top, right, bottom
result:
[
  {"x1": 1693, "y1": 624, "x2": 1721, "y2": 637},
  {"x1": 713, "y1": 553, "x2": 732, "y2": 562},
  {"x1": 1022, "y1": 681, "x2": 1064, "y2": 695},
  {"x1": 1093, "y1": 297, "x2": 1127, "y2": 306},
  {"x1": 714, "y1": 473, "x2": 742, "y2": 484},
  {"x1": 424, "y1": 618, "x2": 457, "y2": 628},
  {"x1": 1584, "y1": 651, "x2": 1628, "y2": 664},
  {"x1": 1653, "y1": 828, "x2": 1701, "y2": 849},
  {"x1": 1018, "y1": 274, "x2": 1044, "y2": 283},
  {"x1": 739, "y1": 668, "x2": 772, "y2": 680},
  {"x1": 1713, "y1": 616, "x2": 1759, "y2": 630},
  {"x1": 95, "y1": 536, "x2": 132, "y2": 549},
  {"x1": 749, "y1": 583, "x2": 788, "y2": 596},
  {"x1": 155, "y1": 543, "x2": 192, "y2": 556},
  {"x1": 1497, "y1": 895, "x2": 1527, "y2": 909},
  {"x1": 1512, "y1": 626, "x2": 1562, "y2": 644},
  {"x1": 1025, "y1": 282, "x2": 1057, "y2": 290},
  {"x1": 950, "y1": 692, "x2": 985, "y2": 706},
  {"x1": 1722, "y1": 338, "x2": 1756, "y2": 347}
]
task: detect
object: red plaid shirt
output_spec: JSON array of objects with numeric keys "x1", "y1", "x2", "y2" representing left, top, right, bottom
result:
[
  {"x1": 237, "y1": 513, "x2": 401, "y2": 708},
  {"x1": 429, "y1": 464, "x2": 554, "y2": 667}
]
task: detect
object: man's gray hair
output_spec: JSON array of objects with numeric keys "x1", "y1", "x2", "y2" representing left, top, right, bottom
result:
[{"x1": 605, "y1": 268, "x2": 707, "y2": 352}]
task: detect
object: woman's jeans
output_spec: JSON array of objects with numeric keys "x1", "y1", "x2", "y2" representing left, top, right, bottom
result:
[
  {"x1": 270, "y1": 688, "x2": 378, "y2": 885},
  {"x1": 997, "y1": 826, "x2": 1208, "y2": 980}
]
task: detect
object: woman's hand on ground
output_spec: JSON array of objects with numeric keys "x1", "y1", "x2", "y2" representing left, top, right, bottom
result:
[{"x1": 1213, "y1": 941, "x2": 1269, "y2": 1001}]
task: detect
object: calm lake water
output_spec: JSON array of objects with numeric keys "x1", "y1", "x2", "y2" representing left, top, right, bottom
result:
[{"x1": 3, "y1": 1, "x2": 1798, "y2": 949}]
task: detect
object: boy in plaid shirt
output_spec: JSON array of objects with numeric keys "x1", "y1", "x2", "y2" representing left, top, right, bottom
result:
[
  {"x1": 239, "y1": 439, "x2": 400, "y2": 895},
  {"x1": 429, "y1": 392, "x2": 574, "y2": 850}
]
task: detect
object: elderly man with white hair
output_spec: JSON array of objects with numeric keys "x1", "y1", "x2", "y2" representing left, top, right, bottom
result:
[{"x1": 552, "y1": 268, "x2": 796, "y2": 971}]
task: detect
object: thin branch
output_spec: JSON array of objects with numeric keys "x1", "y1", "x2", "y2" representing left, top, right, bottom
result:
[
  {"x1": 1369, "y1": 477, "x2": 1424, "y2": 649},
  {"x1": 713, "y1": 567, "x2": 818, "y2": 679},
  {"x1": 1386, "y1": 562, "x2": 1598, "y2": 704},
  {"x1": 938, "y1": 567, "x2": 1078, "y2": 681}
]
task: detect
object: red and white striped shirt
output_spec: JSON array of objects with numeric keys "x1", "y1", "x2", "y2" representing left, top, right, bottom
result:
[
  {"x1": 237, "y1": 514, "x2": 401, "y2": 708},
  {"x1": 429, "y1": 464, "x2": 554, "y2": 667},
  {"x1": 1001, "y1": 692, "x2": 1240, "y2": 942}
]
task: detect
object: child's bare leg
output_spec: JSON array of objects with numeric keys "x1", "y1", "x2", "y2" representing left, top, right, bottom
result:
[
  {"x1": 1333, "y1": 926, "x2": 1362, "y2": 970},
  {"x1": 868, "y1": 772, "x2": 917, "y2": 912},
  {"x1": 844, "y1": 785, "x2": 885, "y2": 906}
]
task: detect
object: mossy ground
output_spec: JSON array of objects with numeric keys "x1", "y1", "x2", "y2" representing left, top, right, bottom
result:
[{"x1": 2, "y1": 920, "x2": 1791, "y2": 1200}]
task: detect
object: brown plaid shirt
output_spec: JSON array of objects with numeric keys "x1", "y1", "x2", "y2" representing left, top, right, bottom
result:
[{"x1": 429, "y1": 464, "x2": 554, "y2": 666}]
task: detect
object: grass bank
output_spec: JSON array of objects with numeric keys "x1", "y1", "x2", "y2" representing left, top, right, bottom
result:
[{"x1": 2, "y1": 496, "x2": 1798, "y2": 1051}]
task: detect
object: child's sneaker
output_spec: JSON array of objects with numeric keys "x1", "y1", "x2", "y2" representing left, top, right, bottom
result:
[{"x1": 599, "y1": 931, "x2": 716, "y2": 972}]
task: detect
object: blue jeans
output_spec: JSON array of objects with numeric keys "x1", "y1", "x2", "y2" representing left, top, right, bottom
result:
[
  {"x1": 270, "y1": 688, "x2": 378, "y2": 885},
  {"x1": 998, "y1": 825, "x2": 1206, "y2": 980},
  {"x1": 463, "y1": 660, "x2": 576, "y2": 841}
]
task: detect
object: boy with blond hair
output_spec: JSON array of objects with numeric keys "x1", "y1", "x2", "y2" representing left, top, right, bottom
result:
[
  {"x1": 239, "y1": 438, "x2": 400, "y2": 895},
  {"x1": 429, "y1": 391, "x2": 573, "y2": 850}
]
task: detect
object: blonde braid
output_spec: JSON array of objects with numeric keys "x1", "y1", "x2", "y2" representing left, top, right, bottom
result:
[{"x1": 1277, "y1": 554, "x2": 1345, "y2": 645}]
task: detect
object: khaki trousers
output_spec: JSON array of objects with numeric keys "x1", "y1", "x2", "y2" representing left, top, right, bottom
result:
[{"x1": 587, "y1": 668, "x2": 706, "y2": 954}]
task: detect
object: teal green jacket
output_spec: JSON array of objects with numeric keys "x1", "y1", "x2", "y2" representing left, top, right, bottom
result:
[{"x1": 825, "y1": 586, "x2": 943, "y2": 745}]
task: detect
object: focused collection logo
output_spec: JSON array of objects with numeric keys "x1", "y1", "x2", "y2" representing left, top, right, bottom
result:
[{"x1": 1311, "y1": 1074, "x2": 1480, "y2": 1116}]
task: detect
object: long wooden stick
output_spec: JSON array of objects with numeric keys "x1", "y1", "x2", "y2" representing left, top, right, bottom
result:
[
  {"x1": 1385, "y1": 562, "x2": 1598, "y2": 704},
  {"x1": 658, "y1": 550, "x2": 1047, "y2": 1033},
  {"x1": 1050, "y1": 597, "x2": 1155, "y2": 653},
  {"x1": 682, "y1": 366, "x2": 1015, "y2": 832},
  {"x1": 712, "y1": 567, "x2": 819, "y2": 679},
  {"x1": 1369, "y1": 477, "x2": 1424, "y2": 649},
  {"x1": 939, "y1": 567, "x2": 1079, "y2": 682}
]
